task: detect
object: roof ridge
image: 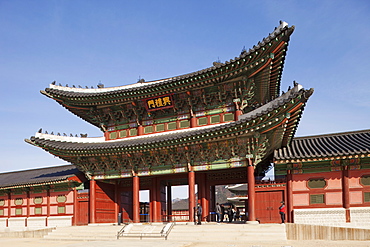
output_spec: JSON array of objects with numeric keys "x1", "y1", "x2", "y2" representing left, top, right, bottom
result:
[{"x1": 294, "y1": 129, "x2": 370, "y2": 140}]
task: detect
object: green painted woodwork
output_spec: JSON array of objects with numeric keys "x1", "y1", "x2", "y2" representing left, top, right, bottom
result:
[
  {"x1": 307, "y1": 178, "x2": 326, "y2": 189},
  {"x1": 119, "y1": 130, "x2": 127, "y2": 138},
  {"x1": 365, "y1": 192, "x2": 370, "y2": 202},
  {"x1": 167, "y1": 122, "x2": 176, "y2": 130},
  {"x1": 156, "y1": 124, "x2": 165, "y2": 132},
  {"x1": 34, "y1": 197, "x2": 43, "y2": 204},
  {"x1": 224, "y1": 113, "x2": 234, "y2": 122},
  {"x1": 198, "y1": 117, "x2": 207, "y2": 126},
  {"x1": 109, "y1": 132, "x2": 117, "y2": 139},
  {"x1": 57, "y1": 195, "x2": 67, "y2": 203},
  {"x1": 34, "y1": 207, "x2": 42, "y2": 214},
  {"x1": 144, "y1": 126, "x2": 153, "y2": 134},
  {"x1": 53, "y1": 184, "x2": 69, "y2": 192},
  {"x1": 180, "y1": 120, "x2": 190, "y2": 128},
  {"x1": 360, "y1": 175, "x2": 370, "y2": 186},
  {"x1": 210, "y1": 115, "x2": 221, "y2": 124},
  {"x1": 129, "y1": 128, "x2": 137, "y2": 136},
  {"x1": 15, "y1": 198, "x2": 23, "y2": 205},
  {"x1": 57, "y1": 206, "x2": 65, "y2": 214},
  {"x1": 310, "y1": 194, "x2": 325, "y2": 204}
]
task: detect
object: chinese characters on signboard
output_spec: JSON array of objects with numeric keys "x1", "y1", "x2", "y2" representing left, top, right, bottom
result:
[{"x1": 144, "y1": 94, "x2": 173, "y2": 111}]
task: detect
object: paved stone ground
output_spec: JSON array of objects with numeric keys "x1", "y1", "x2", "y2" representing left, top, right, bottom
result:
[{"x1": 1, "y1": 238, "x2": 370, "y2": 247}]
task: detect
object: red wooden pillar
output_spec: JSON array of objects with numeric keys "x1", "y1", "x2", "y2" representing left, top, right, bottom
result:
[
  {"x1": 154, "y1": 179, "x2": 162, "y2": 222},
  {"x1": 199, "y1": 174, "x2": 209, "y2": 221},
  {"x1": 149, "y1": 178, "x2": 156, "y2": 222},
  {"x1": 7, "y1": 192, "x2": 11, "y2": 227},
  {"x1": 235, "y1": 109, "x2": 242, "y2": 120},
  {"x1": 115, "y1": 181, "x2": 120, "y2": 224},
  {"x1": 46, "y1": 186, "x2": 50, "y2": 226},
  {"x1": 286, "y1": 171, "x2": 293, "y2": 223},
  {"x1": 190, "y1": 117, "x2": 197, "y2": 128},
  {"x1": 73, "y1": 187, "x2": 77, "y2": 226},
  {"x1": 188, "y1": 168, "x2": 196, "y2": 222},
  {"x1": 137, "y1": 125, "x2": 144, "y2": 136},
  {"x1": 247, "y1": 158, "x2": 257, "y2": 223},
  {"x1": 167, "y1": 184, "x2": 172, "y2": 222},
  {"x1": 132, "y1": 175, "x2": 140, "y2": 223},
  {"x1": 26, "y1": 189, "x2": 30, "y2": 226},
  {"x1": 342, "y1": 166, "x2": 350, "y2": 222},
  {"x1": 89, "y1": 179, "x2": 96, "y2": 224}
]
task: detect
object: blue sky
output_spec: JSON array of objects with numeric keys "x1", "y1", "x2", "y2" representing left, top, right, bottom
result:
[{"x1": 1, "y1": 0, "x2": 370, "y2": 174}]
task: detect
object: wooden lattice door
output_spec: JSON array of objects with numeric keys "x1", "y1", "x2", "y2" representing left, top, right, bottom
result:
[{"x1": 255, "y1": 190, "x2": 284, "y2": 223}]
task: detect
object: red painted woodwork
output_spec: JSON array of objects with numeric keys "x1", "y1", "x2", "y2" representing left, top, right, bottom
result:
[
  {"x1": 95, "y1": 181, "x2": 116, "y2": 223},
  {"x1": 255, "y1": 190, "x2": 284, "y2": 223},
  {"x1": 76, "y1": 192, "x2": 89, "y2": 225},
  {"x1": 132, "y1": 176, "x2": 140, "y2": 223},
  {"x1": 286, "y1": 171, "x2": 293, "y2": 222},
  {"x1": 188, "y1": 170, "x2": 195, "y2": 222},
  {"x1": 247, "y1": 160, "x2": 256, "y2": 221},
  {"x1": 342, "y1": 167, "x2": 350, "y2": 222},
  {"x1": 89, "y1": 180, "x2": 96, "y2": 223}
]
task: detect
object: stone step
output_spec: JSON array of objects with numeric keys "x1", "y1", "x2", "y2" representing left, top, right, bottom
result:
[{"x1": 43, "y1": 223, "x2": 286, "y2": 241}]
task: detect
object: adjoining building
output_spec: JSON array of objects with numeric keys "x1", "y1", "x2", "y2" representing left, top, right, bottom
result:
[
  {"x1": 0, "y1": 21, "x2": 317, "y2": 227},
  {"x1": 225, "y1": 129, "x2": 370, "y2": 226}
]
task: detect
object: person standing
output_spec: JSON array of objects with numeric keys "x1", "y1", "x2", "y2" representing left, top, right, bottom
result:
[
  {"x1": 215, "y1": 203, "x2": 222, "y2": 223},
  {"x1": 279, "y1": 201, "x2": 286, "y2": 224},
  {"x1": 220, "y1": 204, "x2": 225, "y2": 222},
  {"x1": 196, "y1": 203, "x2": 202, "y2": 225}
]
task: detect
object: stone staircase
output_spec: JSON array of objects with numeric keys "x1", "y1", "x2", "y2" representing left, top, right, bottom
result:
[
  {"x1": 43, "y1": 222, "x2": 286, "y2": 242},
  {"x1": 167, "y1": 223, "x2": 286, "y2": 242},
  {"x1": 43, "y1": 225, "x2": 122, "y2": 241}
]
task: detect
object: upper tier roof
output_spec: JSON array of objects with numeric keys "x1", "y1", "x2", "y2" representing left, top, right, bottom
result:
[
  {"x1": 40, "y1": 21, "x2": 295, "y2": 128},
  {"x1": 274, "y1": 129, "x2": 370, "y2": 162},
  {"x1": 0, "y1": 165, "x2": 82, "y2": 190}
]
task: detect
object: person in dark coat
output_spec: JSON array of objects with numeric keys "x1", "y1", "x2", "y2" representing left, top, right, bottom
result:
[{"x1": 196, "y1": 203, "x2": 202, "y2": 225}]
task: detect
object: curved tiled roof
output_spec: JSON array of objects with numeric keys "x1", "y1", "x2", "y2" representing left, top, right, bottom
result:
[
  {"x1": 0, "y1": 165, "x2": 82, "y2": 190},
  {"x1": 26, "y1": 84, "x2": 313, "y2": 155},
  {"x1": 41, "y1": 21, "x2": 294, "y2": 105},
  {"x1": 274, "y1": 129, "x2": 370, "y2": 161}
]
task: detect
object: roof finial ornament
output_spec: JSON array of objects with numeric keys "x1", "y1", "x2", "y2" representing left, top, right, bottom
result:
[
  {"x1": 38, "y1": 128, "x2": 42, "y2": 133},
  {"x1": 213, "y1": 57, "x2": 223, "y2": 67},
  {"x1": 51, "y1": 81, "x2": 56, "y2": 85},
  {"x1": 293, "y1": 81, "x2": 298, "y2": 87},
  {"x1": 97, "y1": 82, "x2": 104, "y2": 88},
  {"x1": 241, "y1": 46, "x2": 246, "y2": 55},
  {"x1": 45, "y1": 131, "x2": 48, "y2": 134}
]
